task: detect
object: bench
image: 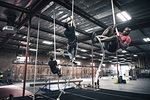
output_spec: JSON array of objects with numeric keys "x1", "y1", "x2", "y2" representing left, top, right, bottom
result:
[{"x1": 30, "y1": 79, "x2": 83, "y2": 87}]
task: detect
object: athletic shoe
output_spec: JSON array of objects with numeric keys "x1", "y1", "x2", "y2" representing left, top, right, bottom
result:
[
  {"x1": 57, "y1": 69, "x2": 62, "y2": 77},
  {"x1": 58, "y1": 73, "x2": 62, "y2": 77},
  {"x1": 92, "y1": 32, "x2": 98, "y2": 44},
  {"x1": 72, "y1": 61, "x2": 77, "y2": 65}
]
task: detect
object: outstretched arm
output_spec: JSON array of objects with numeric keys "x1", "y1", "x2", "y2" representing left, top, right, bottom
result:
[{"x1": 71, "y1": 16, "x2": 76, "y2": 28}]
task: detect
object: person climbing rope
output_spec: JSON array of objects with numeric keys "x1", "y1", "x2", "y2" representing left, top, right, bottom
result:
[
  {"x1": 48, "y1": 55, "x2": 62, "y2": 77},
  {"x1": 64, "y1": 16, "x2": 78, "y2": 64},
  {"x1": 92, "y1": 25, "x2": 132, "y2": 52}
]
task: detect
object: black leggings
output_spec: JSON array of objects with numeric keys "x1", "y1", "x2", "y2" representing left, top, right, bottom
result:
[
  {"x1": 51, "y1": 68, "x2": 60, "y2": 74},
  {"x1": 104, "y1": 37, "x2": 118, "y2": 52},
  {"x1": 68, "y1": 42, "x2": 78, "y2": 58},
  {"x1": 103, "y1": 26, "x2": 118, "y2": 52}
]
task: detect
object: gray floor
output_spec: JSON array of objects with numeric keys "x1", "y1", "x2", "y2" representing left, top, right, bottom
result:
[
  {"x1": 13, "y1": 78, "x2": 150, "y2": 95},
  {"x1": 100, "y1": 78, "x2": 150, "y2": 94}
]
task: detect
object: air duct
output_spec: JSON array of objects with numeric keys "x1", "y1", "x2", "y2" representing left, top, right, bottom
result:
[{"x1": 2, "y1": 14, "x2": 17, "y2": 33}]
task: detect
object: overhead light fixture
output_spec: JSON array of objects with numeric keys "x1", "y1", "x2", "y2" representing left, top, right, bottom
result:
[
  {"x1": 76, "y1": 61, "x2": 81, "y2": 65},
  {"x1": 117, "y1": 11, "x2": 132, "y2": 22},
  {"x1": 81, "y1": 49, "x2": 87, "y2": 52},
  {"x1": 117, "y1": 13, "x2": 127, "y2": 21},
  {"x1": 2, "y1": 26, "x2": 17, "y2": 33},
  {"x1": 20, "y1": 46, "x2": 26, "y2": 49},
  {"x1": 102, "y1": 64, "x2": 105, "y2": 67},
  {"x1": 147, "y1": 38, "x2": 150, "y2": 41},
  {"x1": 22, "y1": 36, "x2": 26, "y2": 39},
  {"x1": 43, "y1": 41, "x2": 53, "y2": 45},
  {"x1": 133, "y1": 55, "x2": 138, "y2": 57},
  {"x1": 90, "y1": 55, "x2": 95, "y2": 57},
  {"x1": 143, "y1": 38, "x2": 148, "y2": 42},
  {"x1": 122, "y1": 50, "x2": 127, "y2": 53},
  {"x1": 100, "y1": 54, "x2": 103, "y2": 56},
  {"x1": 20, "y1": 26, "x2": 25, "y2": 30},
  {"x1": 2, "y1": 14, "x2": 17, "y2": 34},
  {"x1": 114, "y1": 57, "x2": 117, "y2": 58},
  {"x1": 111, "y1": 65, "x2": 114, "y2": 67},
  {"x1": 143, "y1": 38, "x2": 150, "y2": 42},
  {"x1": 56, "y1": 60, "x2": 60, "y2": 64},
  {"x1": 41, "y1": 1, "x2": 54, "y2": 13},
  {"x1": 90, "y1": 63, "x2": 95, "y2": 66},
  {"x1": 20, "y1": 41, "x2": 31, "y2": 45},
  {"x1": 29, "y1": 48, "x2": 37, "y2": 51},
  {"x1": 82, "y1": 57, "x2": 86, "y2": 59},
  {"x1": 76, "y1": 55, "x2": 80, "y2": 57},
  {"x1": 17, "y1": 56, "x2": 29, "y2": 62},
  {"x1": 76, "y1": 32, "x2": 80, "y2": 36},
  {"x1": 121, "y1": 11, "x2": 132, "y2": 20}
]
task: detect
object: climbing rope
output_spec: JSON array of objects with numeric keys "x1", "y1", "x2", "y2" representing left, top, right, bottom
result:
[
  {"x1": 94, "y1": 36, "x2": 105, "y2": 83},
  {"x1": 33, "y1": 16, "x2": 40, "y2": 100},
  {"x1": 111, "y1": 0, "x2": 120, "y2": 37},
  {"x1": 72, "y1": 0, "x2": 74, "y2": 19},
  {"x1": 54, "y1": 8, "x2": 56, "y2": 60},
  {"x1": 53, "y1": 7, "x2": 61, "y2": 91},
  {"x1": 57, "y1": 0, "x2": 75, "y2": 99},
  {"x1": 111, "y1": 0, "x2": 120, "y2": 77},
  {"x1": 57, "y1": 64, "x2": 74, "y2": 100},
  {"x1": 71, "y1": 0, "x2": 74, "y2": 26}
]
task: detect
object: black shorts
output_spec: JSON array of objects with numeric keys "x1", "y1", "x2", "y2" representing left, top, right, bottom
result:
[
  {"x1": 104, "y1": 37, "x2": 118, "y2": 52},
  {"x1": 51, "y1": 68, "x2": 60, "y2": 74}
]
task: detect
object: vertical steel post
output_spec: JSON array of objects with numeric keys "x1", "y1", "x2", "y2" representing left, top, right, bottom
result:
[
  {"x1": 91, "y1": 45, "x2": 94, "y2": 86},
  {"x1": 22, "y1": 18, "x2": 31, "y2": 97},
  {"x1": 116, "y1": 52, "x2": 119, "y2": 78}
]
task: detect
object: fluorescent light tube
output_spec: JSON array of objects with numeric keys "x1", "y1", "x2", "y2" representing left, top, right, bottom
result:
[
  {"x1": 117, "y1": 13, "x2": 127, "y2": 22},
  {"x1": 29, "y1": 48, "x2": 37, "y2": 51},
  {"x1": 121, "y1": 11, "x2": 132, "y2": 20},
  {"x1": 43, "y1": 41, "x2": 53, "y2": 45},
  {"x1": 81, "y1": 49, "x2": 87, "y2": 52}
]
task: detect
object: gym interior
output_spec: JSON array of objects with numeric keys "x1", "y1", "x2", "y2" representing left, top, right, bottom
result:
[{"x1": 0, "y1": 0, "x2": 150, "y2": 100}]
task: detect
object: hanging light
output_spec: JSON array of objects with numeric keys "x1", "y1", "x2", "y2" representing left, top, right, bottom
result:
[
  {"x1": 43, "y1": 41, "x2": 53, "y2": 45},
  {"x1": 117, "y1": 11, "x2": 132, "y2": 22}
]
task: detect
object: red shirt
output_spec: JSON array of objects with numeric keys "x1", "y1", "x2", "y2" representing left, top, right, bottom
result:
[{"x1": 116, "y1": 32, "x2": 131, "y2": 48}]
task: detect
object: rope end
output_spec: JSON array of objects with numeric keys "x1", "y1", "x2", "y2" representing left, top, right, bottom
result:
[{"x1": 57, "y1": 98, "x2": 60, "y2": 100}]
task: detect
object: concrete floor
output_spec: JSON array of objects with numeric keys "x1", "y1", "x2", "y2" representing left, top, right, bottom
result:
[
  {"x1": 100, "y1": 78, "x2": 150, "y2": 94},
  {"x1": 13, "y1": 77, "x2": 150, "y2": 95}
]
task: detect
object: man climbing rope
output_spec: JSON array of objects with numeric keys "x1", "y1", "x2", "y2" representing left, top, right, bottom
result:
[
  {"x1": 92, "y1": 25, "x2": 132, "y2": 52},
  {"x1": 64, "y1": 16, "x2": 78, "y2": 64},
  {"x1": 48, "y1": 56, "x2": 62, "y2": 77}
]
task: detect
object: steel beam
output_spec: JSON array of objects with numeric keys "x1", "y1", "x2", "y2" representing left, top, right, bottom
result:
[
  {"x1": 0, "y1": 0, "x2": 52, "y2": 46},
  {"x1": 52, "y1": 0, "x2": 108, "y2": 29},
  {"x1": 0, "y1": 1, "x2": 29, "y2": 13}
]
